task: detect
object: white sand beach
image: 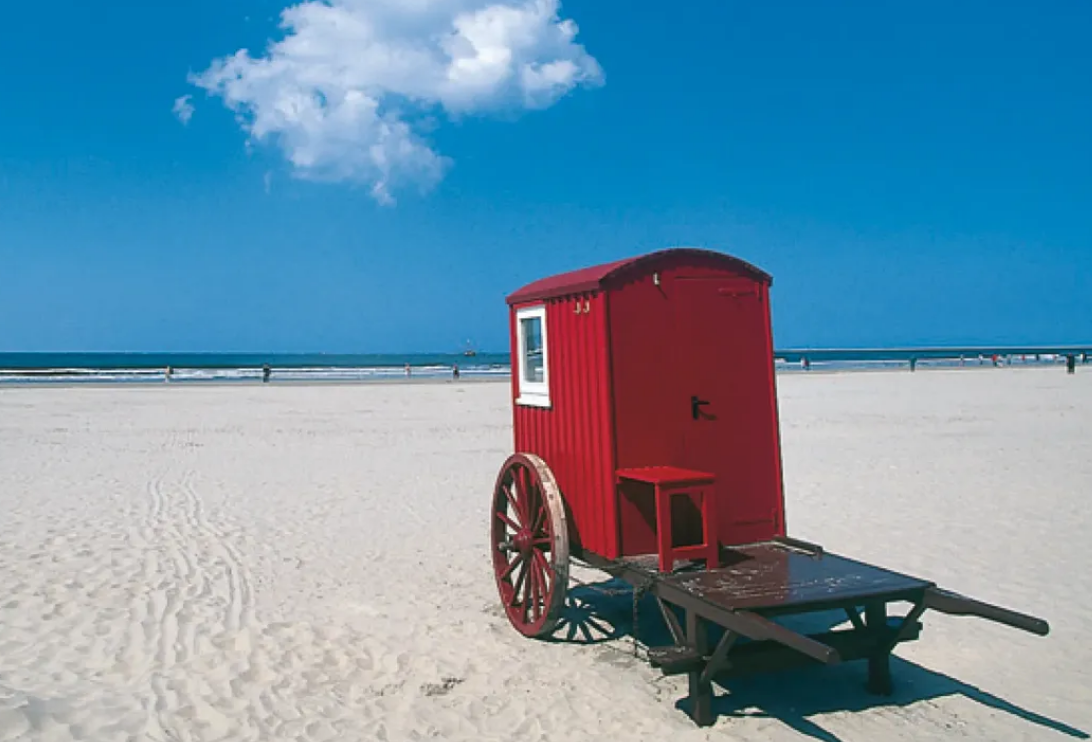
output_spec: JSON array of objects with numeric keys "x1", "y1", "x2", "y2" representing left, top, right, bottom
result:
[{"x1": 0, "y1": 368, "x2": 1089, "y2": 741}]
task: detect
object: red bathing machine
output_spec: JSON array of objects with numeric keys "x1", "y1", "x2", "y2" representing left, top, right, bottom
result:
[
  {"x1": 489, "y1": 247, "x2": 1049, "y2": 728},
  {"x1": 503, "y1": 247, "x2": 786, "y2": 562}
]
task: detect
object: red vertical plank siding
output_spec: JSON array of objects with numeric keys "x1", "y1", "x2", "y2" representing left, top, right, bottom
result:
[
  {"x1": 597, "y1": 292, "x2": 619, "y2": 557},
  {"x1": 509, "y1": 310, "x2": 521, "y2": 450},
  {"x1": 598, "y1": 291, "x2": 619, "y2": 557},
  {"x1": 510, "y1": 293, "x2": 616, "y2": 558},
  {"x1": 760, "y1": 283, "x2": 787, "y2": 536},
  {"x1": 576, "y1": 294, "x2": 594, "y2": 551},
  {"x1": 566, "y1": 295, "x2": 583, "y2": 542}
]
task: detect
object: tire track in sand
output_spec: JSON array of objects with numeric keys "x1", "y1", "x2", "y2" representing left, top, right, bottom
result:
[
  {"x1": 130, "y1": 428, "x2": 427, "y2": 741},
  {"x1": 138, "y1": 468, "x2": 193, "y2": 733},
  {"x1": 180, "y1": 469, "x2": 255, "y2": 634},
  {"x1": 134, "y1": 437, "x2": 259, "y2": 738}
]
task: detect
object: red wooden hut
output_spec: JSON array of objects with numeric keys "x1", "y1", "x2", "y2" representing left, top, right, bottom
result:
[
  {"x1": 505, "y1": 247, "x2": 787, "y2": 571},
  {"x1": 493, "y1": 249, "x2": 1050, "y2": 725}
]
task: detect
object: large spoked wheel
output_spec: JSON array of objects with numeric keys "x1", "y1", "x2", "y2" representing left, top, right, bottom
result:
[{"x1": 491, "y1": 453, "x2": 570, "y2": 638}]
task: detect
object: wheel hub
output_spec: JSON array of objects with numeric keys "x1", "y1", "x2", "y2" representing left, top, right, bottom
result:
[{"x1": 513, "y1": 529, "x2": 534, "y2": 556}]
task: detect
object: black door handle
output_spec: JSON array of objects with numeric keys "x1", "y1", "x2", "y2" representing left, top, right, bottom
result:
[{"x1": 691, "y1": 395, "x2": 710, "y2": 420}]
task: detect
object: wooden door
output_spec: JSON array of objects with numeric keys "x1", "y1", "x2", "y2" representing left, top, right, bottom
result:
[{"x1": 670, "y1": 276, "x2": 781, "y2": 545}]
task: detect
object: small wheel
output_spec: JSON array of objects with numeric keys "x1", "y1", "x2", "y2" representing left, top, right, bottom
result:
[{"x1": 491, "y1": 453, "x2": 570, "y2": 637}]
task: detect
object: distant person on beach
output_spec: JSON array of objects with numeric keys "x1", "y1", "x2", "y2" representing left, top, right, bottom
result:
[
  {"x1": 909, "y1": 357, "x2": 917, "y2": 373},
  {"x1": 1066, "y1": 355, "x2": 1076, "y2": 375},
  {"x1": 453, "y1": 364, "x2": 460, "y2": 380},
  {"x1": 262, "y1": 364, "x2": 271, "y2": 384},
  {"x1": 164, "y1": 366, "x2": 173, "y2": 383},
  {"x1": 801, "y1": 357, "x2": 810, "y2": 371},
  {"x1": 405, "y1": 363, "x2": 411, "y2": 377},
  {"x1": 1083, "y1": 352, "x2": 1088, "y2": 364}
]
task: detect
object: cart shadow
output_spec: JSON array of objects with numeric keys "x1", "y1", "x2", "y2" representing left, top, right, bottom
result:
[
  {"x1": 549, "y1": 581, "x2": 1088, "y2": 741},
  {"x1": 701, "y1": 656, "x2": 1089, "y2": 741},
  {"x1": 547, "y1": 579, "x2": 636, "y2": 644}
]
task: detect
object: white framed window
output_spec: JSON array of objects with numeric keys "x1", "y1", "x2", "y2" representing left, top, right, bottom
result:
[{"x1": 515, "y1": 304, "x2": 550, "y2": 408}]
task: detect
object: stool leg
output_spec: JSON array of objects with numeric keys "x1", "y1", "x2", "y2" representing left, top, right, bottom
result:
[
  {"x1": 701, "y1": 488, "x2": 718, "y2": 569},
  {"x1": 656, "y1": 485, "x2": 673, "y2": 572}
]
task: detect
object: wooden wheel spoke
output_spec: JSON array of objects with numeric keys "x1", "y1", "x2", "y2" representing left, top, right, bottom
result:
[
  {"x1": 517, "y1": 468, "x2": 536, "y2": 525},
  {"x1": 533, "y1": 536, "x2": 552, "y2": 549},
  {"x1": 524, "y1": 562, "x2": 536, "y2": 618},
  {"x1": 521, "y1": 564, "x2": 535, "y2": 621},
  {"x1": 496, "y1": 510, "x2": 521, "y2": 533},
  {"x1": 512, "y1": 469, "x2": 525, "y2": 518},
  {"x1": 502, "y1": 484, "x2": 524, "y2": 527},
  {"x1": 532, "y1": 549, "x2": 551, "y2": 593},
  {"x1": 500, "y1": 553, "x2": 523, "y2": 581},
  {"x1": 510, "y1": 558, "x2": 530, "y2": 607},
  {"x1": 531, "y1": 501, "x2": 547, "y2": 535},
  {"x1": 529, "y1": 563, "x2": 542, "y2": 620},
  {"x1": 525, "y1": 479, "x2": 541, "y2": 527}
]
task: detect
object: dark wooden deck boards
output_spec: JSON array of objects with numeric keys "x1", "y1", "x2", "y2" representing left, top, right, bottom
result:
[{"x1": 631, "y1": 541, "x2": 934, "y2": 614}]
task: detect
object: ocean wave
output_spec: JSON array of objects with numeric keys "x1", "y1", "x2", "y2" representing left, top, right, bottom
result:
[
  {"x1": 0, "y1": 363, "x2": 511, "y2": 385},
  {"x1": 0, "y1": 352, "x2": 1076, "y2": 385}
]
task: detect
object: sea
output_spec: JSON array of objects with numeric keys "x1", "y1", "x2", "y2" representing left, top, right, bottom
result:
[
  {"x1": 0, "y1": 352, "x2": 510, "y2": 385},
  {"x1": 0, "y1": 346, "x2": 1088, "y2": 386}
]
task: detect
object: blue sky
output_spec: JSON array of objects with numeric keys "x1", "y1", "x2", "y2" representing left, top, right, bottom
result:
[{"x1": 2, "y1": 1, "x2": 1089, "y2": 353}]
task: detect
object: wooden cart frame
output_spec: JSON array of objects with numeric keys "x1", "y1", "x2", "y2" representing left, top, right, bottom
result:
[
  {"x1": 491, "y1": 249, "x2": 1050, "y2": 727},
  {"x1": 490, "y1": 453, "x2": 1049, "y2": 727}
]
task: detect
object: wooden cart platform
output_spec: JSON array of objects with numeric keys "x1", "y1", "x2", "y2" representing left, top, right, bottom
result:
[{"x1": 581, "y1": 537, "x2": 1049, "y2": 726}]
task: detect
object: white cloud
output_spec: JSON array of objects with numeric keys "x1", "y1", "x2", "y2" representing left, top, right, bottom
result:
[
  {"x1": 172, "y1": 94, "x2": 195, "y2": 125},
  {"x1": 186, "y1": 0, "x2": 602, "y2": 204}
]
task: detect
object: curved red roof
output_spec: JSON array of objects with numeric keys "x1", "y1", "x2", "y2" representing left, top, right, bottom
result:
[{"x1": 506, "y1": 247, "x2": 772, "y2": 305}]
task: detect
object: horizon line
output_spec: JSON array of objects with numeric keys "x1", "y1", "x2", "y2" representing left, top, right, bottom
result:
[{"x1": 2, "y1": 343, "x2": 1091, "y2": 357}]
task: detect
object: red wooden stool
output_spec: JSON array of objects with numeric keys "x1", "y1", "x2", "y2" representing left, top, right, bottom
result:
[{"x1": 616, "y1": 466, "x2": 719, "y2": 572}]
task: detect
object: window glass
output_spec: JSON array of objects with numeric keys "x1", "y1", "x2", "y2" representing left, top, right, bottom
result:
[{"x1": 521, "y1": 316, "x2": 544, "y2": 383}]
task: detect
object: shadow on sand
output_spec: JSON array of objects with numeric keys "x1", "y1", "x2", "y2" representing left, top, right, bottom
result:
[{"x1": 545, "y1": 577, "x2": 1088, "y2": 741}]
